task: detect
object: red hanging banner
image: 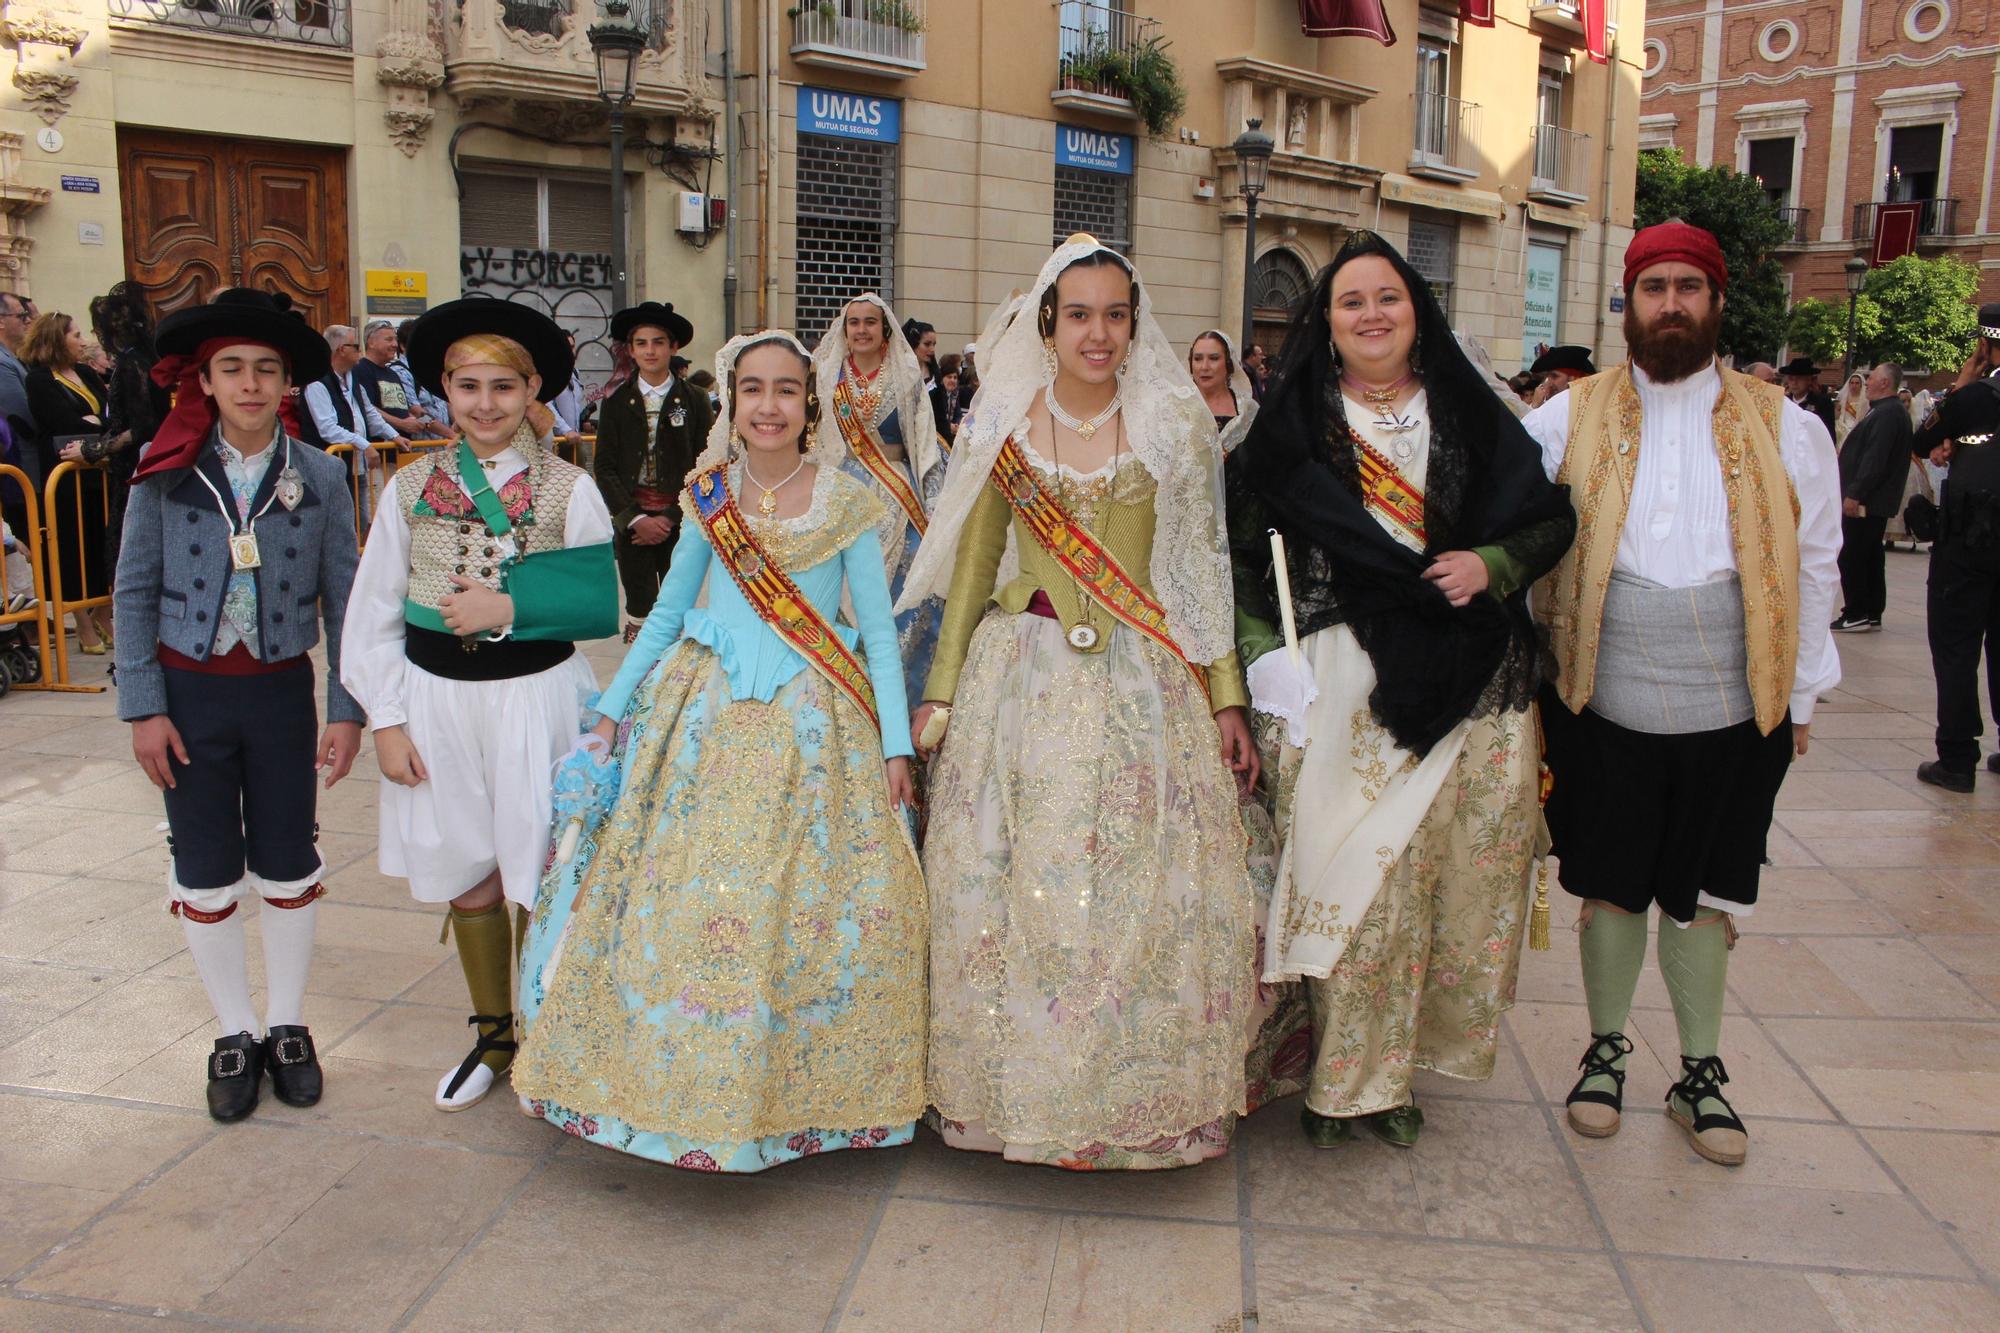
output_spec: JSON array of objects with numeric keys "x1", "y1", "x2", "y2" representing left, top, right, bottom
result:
[
  {"x1": 1871, "y1": 203, "x2": 1923, "y2": 266},
  {"x1": 1298, "y1": 0, "x2": 1396, "y2": 44},
  {"x1": 1459, "y1": 0, "x2": 1496, "y2": 26},
  {"x1": 1582, "y1": 0, "x2": 1610, "y2": 63}
]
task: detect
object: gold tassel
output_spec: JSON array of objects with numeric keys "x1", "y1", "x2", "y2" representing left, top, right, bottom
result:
[{"x1": 1528, "y1": 860, "x2": 1552, "y2": 951}]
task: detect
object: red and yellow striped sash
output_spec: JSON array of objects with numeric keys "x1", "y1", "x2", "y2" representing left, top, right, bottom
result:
[
  {"x1": 988, "y1": 435, "x2": 1207, "y2": 698},
  {"x1": 687, "y1": 464, "x2": 879, "y2": 730},
  {"x1": 1353, "y1": 432, "x2": 1427, "y2": 548},
  {"x1": 832, "y1": 372, "x2": 928, "y2": 536}
]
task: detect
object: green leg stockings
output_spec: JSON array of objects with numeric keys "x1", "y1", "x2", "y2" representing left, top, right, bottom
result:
[
  {"x1": 1576, "y1": 904, "x2": 1649, "y2": 1097},
  {"x1": 1658, "y1": 911, "x2": 1747, "y2": 1164}
]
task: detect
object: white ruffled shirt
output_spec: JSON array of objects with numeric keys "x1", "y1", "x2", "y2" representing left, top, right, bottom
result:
[
  {"x1": 339, "y1": 446, "x2": 614, "y2": 729},
  {"x1": 1522, "y1": 360, "x2": 1843, "y2": 724}
]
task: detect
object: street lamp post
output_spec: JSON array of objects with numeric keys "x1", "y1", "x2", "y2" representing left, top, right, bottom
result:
[
  {"x1": 589, "y1": 0, "x2": 646, "y2": 311},
  {"x1": 1232, "y1": 117, "x2": 1274, "y2": 352},
  {"x1": 1842, "y1": 256, "x2": 1870, "y2": 380}
]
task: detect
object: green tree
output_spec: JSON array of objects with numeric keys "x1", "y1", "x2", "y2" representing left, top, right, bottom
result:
[
  {"x1": 1785, "y1": 253, "x2": 1980, "y2": 372},
  {"x1": 1634, "y1": 148, "x2": 1792, "y2": 362}
]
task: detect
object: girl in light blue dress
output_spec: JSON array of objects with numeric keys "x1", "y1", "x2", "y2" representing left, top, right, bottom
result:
[{"x1": 513, "y1": 331, "x2": 927, "y2": 1173}]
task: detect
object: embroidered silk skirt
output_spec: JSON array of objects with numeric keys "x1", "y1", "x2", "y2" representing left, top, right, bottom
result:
[
  {"x1": 513, "y1": 639, "x2": 928, "y2": 1173},
  {"x1": 924, "y1": 610, "x2": 1273, "y2": 1170}
]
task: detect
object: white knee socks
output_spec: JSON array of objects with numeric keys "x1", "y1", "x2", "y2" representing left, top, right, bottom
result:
[
  {"x1": 182, "y1": 910, "x2": 259, "y2": 1037},
  {"x1": 259, "y1": 896, "x2": 319, "y2": 1031}
]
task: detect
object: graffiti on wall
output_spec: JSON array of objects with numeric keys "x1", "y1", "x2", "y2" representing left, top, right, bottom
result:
[{"x1": 460, "y1": 247, "x2": 617, "y2": 392}]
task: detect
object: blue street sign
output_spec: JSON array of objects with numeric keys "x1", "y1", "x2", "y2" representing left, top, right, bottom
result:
[
  {"x1": 1055, "y1": 126, "x2": 1134, "y2": 176},
  {"x1": 798, "y1": 87, "x2": 902, "y2": 144}
]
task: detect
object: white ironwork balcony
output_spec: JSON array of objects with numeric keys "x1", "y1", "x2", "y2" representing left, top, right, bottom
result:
[
  {"x1": 790, "y1": 0, "x2": 927, "y2": 78},
  {"x1": 108, "y1": 0, "x2": 350, "y2": 50},
  {"x1": 1408, "y1": 92, "x2": 1480, "y2": 183},
  {"x1": 1529, "y1": 123, "x2": 1590, "y2": 205},
  {"x1": 1052, "y1": 2, "x2": 1158, "y2": 122},
  {"x1": 1527, "y1": 0, "x2": 1619, "y2": 33}
]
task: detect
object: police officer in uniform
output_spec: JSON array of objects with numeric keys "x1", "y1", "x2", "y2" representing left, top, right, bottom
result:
[{"x1": 1915, "y1": 303, "x2": 2000, "y2": 791}]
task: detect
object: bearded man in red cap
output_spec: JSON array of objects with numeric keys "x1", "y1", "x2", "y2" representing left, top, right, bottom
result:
[
  {"x1": 1520, "y1": 222, "x2": 1844, "y2": 1167},
  {"x1": 116, "y1": 288, "x2": 364, "y2": 1123}
]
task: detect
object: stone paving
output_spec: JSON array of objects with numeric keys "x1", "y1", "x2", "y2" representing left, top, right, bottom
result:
[{"x1": 2, "y1": 550, "x2": 1998, "y2": 1331}]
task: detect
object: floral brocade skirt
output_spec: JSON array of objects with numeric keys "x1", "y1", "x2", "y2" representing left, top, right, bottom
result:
[
  {"x1": 513, "y1": 639, "x2": 928, "y2": 1173},
  {"x1": 924, "y1": 611, "x2": 1308, "y2": 1171}
]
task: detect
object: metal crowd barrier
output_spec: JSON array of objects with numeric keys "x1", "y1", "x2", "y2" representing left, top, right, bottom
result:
[
  {"x1": 0, "y1": 461, "x2": 70, "y2": 694},
  {"x1": 38, "y1": 459, "x2": 113, "y2": 692}
]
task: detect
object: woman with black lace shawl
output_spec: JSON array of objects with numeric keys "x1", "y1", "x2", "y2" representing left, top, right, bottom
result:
[
  {"x1": 87, "y1": 283, "x2": 169, "y2": 583},
  {"x1": 1227, "y1": 232, "x2": 1574, "y2": 1151}
]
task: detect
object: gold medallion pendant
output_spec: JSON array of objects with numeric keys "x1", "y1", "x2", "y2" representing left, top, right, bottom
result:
[
  {"x1": 229, "y1": 532, "x2": 262, "y2": 571},
  {"x1": 1067, "y1": 623, "x2": 1099, "y2": 650}
]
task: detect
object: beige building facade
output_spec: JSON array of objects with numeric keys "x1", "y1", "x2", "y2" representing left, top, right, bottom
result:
[
  {"x1": 1, "y1": 0, "x2": 729, "y2": 381},
  {"x1": 2, "y1": 0, "x2": 1642, "y2": 384},
  {"x1": 740, "y1": 0, "x2": 1644, "y2": 370}
]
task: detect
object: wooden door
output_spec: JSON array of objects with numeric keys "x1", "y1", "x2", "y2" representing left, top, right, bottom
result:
[{"x1": 118, "y1": 129, "x2": 349, "y2": 330}]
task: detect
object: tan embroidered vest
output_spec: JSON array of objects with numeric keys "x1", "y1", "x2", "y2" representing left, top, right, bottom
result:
[
  {"x1": 401, "y1": 446, "x2": 583, "y2": 612},
  {"x1": 1541, "y1": 364, "x2": 1800, "y2": 736}
]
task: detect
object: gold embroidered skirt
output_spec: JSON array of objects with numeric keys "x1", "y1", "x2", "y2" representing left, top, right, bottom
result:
[
  {"x1": 514, "y1": 639, "x2": 928, "y2": 1168},
  {"x1": 924, "y1": 611, "x2": 1262, "y2": 1168}
]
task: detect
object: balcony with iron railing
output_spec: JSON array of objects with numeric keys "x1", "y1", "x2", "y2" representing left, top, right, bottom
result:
[
  {"x1": 1407, "y1": 92, "x2": 1480, "y2": 183},
  {"x1": 790, "y1": 0, "x2": 927, "y2": 78},
  {"x1": 1529, "y1": 123, "x2": 1590, "y2": 205},
  {"x1": 1775, "y1": 206, "x2": 1810, "y2": 247},
  {"x1": 1851, "y1": 198, "x2": 1961, "y2": 243},
  {"x1": 108, "y1": 0, "x2": 350, "y2": 50},
  {"x1": 1052, "y1": 2, "x2": 1160, "y2": 122}
]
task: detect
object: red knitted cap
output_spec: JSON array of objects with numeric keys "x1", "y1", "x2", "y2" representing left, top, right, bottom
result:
[{"x1": 1624, "y1": 221, "x2": 1727, "y2": 292}]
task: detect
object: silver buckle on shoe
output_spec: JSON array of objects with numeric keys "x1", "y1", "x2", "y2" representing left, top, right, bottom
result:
[
  {"x1": 273, "y1": 1037, "x2": 309, "y2": 1065},
  {"x1": 212, "y1": 1049, "x2": 249, "y2": 1078}
]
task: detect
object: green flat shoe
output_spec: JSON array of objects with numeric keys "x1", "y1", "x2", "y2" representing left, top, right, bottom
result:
[
  {"x1": 1365, "y1": 1103, "x2": 1425, "y2": 1149},
  {"x1": 1300, "y1": 1105, "x2": 1354, "y2": 1148}
]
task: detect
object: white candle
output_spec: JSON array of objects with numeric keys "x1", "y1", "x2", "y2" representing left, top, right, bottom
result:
[{"x1": 1268, "y1": 528, "x2": 1301, "y2": 669}]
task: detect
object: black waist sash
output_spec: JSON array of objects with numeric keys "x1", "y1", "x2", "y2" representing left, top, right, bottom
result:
[{"x1": 404, "y1": 624, "x2": 574, "y2": 682}]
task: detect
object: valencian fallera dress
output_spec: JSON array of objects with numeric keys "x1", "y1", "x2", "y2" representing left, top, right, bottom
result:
[{"x1": 513, "y1": 464, "x2": 928, "y2": 1172}]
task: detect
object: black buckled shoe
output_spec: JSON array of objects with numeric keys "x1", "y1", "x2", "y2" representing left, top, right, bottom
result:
[
  {"x1": 1666, "y1": 1054, "x2": 1749, "y2": 1166},
  {"x1": 206, "y1": 1032, "x2": 265, "y2": 1123},
  {"x1": 1565, "y1": 1031, "x2": 1634, "y2": 1139},
  {"x1": 265, "y1": 1025, "x2": 323, "y2": 1107}
]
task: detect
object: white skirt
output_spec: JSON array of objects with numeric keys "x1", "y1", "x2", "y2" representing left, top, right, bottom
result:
[{"x1": 377, "y1": 652, "x2": 598, "y2": 906}]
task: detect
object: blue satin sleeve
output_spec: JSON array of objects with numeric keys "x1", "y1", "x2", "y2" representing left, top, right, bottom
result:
[
  {"x1": 593, "y1": 522, "x2": 711, "y2": 722},
  {"x1": 842, "y1": 527, "x2": 915, "y2": 760}
]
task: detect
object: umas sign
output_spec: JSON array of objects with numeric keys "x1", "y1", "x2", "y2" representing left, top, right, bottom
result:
[
  {"x1": 1056, "y1": 126, "x2": 1134, "y2": 176},
  {"x1": 798, "y1": 86, "x2": 902, "y2": 143}
]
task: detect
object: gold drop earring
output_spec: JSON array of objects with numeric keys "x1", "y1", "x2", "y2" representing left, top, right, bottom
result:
[{"x1": 1042, "y1": 337, "x2": 1059, "y2": 382}]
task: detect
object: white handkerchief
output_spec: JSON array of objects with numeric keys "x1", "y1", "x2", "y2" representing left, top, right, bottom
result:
[{"x1": 1247, "y1": 650, "x2": 1318, "y2": 748}]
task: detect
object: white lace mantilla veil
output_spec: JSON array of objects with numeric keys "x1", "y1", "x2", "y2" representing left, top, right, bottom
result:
[
  {"x1": 1194, "y1": 327, "x2": 1260, "y2": 455},
  {"x1": 896, "y1": 235, "x2": 1237, "y2": 668},
  {"x1": 1454, "y1": 330, "x2": 1529, "y2": 420},
  {"x1": 809, "y1": 292, "x2": 944, "y2": 488},
  {"x1": 694, "y1": 330, "x2": 825, "y2": 474}
]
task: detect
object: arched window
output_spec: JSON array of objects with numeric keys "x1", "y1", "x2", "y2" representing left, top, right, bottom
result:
[{"x1": 1252, "y1": 248, "x2": 1314, "y2": 315}]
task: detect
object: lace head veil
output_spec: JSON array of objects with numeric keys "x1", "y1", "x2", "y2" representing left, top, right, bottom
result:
[
  {"x1": 897, "y1": 234, "x2": 1236, "y2": 666},
  {"x1": 808, "y1": 293, "x2": 942, "y2": 485},
  {"x1": 695, "y1": 330, "x2": 822, "y2": 473},
  {"x1": 1191, "y1": 327, "x2": 1260, "y2": 455}
]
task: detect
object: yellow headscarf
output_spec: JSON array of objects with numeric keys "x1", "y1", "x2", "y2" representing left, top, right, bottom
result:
[{"x1": 443, "y1": 334, "x2": 555, "y2": 438}]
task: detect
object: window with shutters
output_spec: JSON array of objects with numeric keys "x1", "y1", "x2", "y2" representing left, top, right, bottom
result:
[
  {"x1": 1405, "y1": 215, "x2": 1457, "y2": 320},
  {"x1": 457, "y1": 166, "x2": 620, "y2": 389},
  {"x1": 796, "y1": 134, "x2": 898, "y2": 347},
  {"x1": 1052, "y1": 165, "x2": 1132, "y2": 253}
]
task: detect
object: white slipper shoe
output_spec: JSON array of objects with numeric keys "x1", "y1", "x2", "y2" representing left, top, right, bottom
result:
[{"x1": 434, "y1": 1061, "x2": 495, "y2": 1112}]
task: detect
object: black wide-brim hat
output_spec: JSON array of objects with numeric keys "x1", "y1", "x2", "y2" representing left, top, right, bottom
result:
[
  {"x1": 1777, "y1": 356, "x2": 1822, "y2": 377},
  {"x1": 1530, "y1": 344, "x2": 1596, "y2": 377},
  {"x1": 407, "y1": 298, "x2": 572, "y2": 402},
  {"x1": 611, "y1": 301, "x2": 694, "y2": 347},
  {"x1": 156, "y1": 288, "x2": 332, "y2": 383}
]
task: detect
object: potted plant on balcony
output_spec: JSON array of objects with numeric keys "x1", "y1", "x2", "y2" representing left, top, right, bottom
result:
[
  {"x1": 788, "y1": 0, "x2": 925, "y2": 32},
  {"x1": 1061, "y1": 32, "x2": 1186, "y2": 137}
]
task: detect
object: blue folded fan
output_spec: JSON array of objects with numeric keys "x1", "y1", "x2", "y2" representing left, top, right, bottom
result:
[{"x1": 548, "y1": 732, "x2": 620, "y2": 863}]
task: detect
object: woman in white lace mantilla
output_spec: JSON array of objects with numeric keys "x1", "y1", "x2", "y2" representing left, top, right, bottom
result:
[{"x1": 903, "y1": 235, "x2": 1303, "y2": 1170}]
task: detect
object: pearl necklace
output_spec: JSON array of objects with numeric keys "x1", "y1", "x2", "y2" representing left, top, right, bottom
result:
[
  {"x1": 742, "y1": 455, "x2": 809, "y2": 516},
  {"x1": 1045, "y1": 385, "x2": 1122, "y2": 441}
]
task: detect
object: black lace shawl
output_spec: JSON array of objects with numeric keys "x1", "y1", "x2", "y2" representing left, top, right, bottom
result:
[{"x1": 1228, "y1": 232, "x2": 1576, "y2": 757}]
